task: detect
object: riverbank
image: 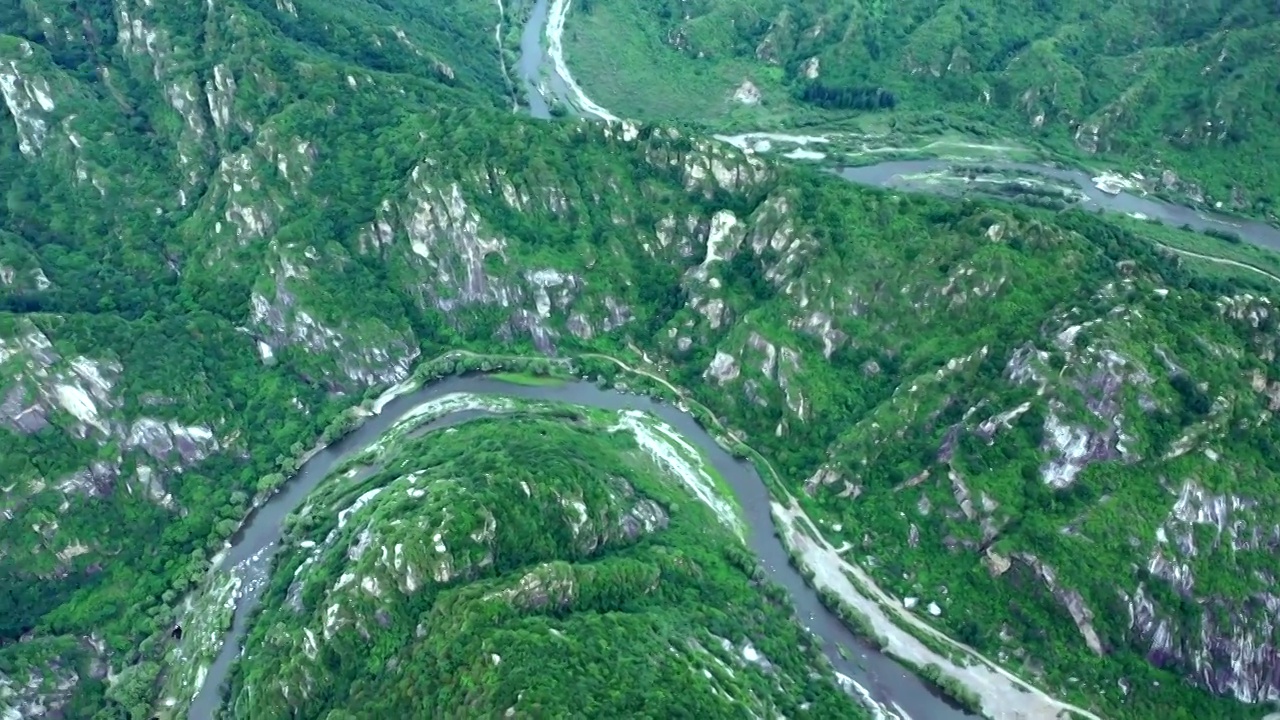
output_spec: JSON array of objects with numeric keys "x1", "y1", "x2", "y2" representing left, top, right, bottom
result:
[
  {"x1": 524, "y1": 0, "x2": 1280, "y2": 270},
  {"x1": 552, "y1": 0, "x2": 1279, "y2": 226},
  {"x1": 570, "y1": 352, "x2": 1102, "y2": 719},
  {"x1": 545, "y1": 0, "x2": 618, "y2": 122},
  {"x1": 174, "y1": 340, "x2": 1122, "y2": 719},
  {"x1": 177, "y1": 351, "x2": 936, "y2": 719},
  {"x1": 404, "y1": 351, "x2": 1102, "y2": 718}
]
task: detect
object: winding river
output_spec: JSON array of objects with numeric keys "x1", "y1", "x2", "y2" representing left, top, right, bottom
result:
[
  {"x1": 185, "y1": 4, "x2": 1280, "y2": 719},
  {"x1": 188, "y1": 376, "x2": 976, "y2": 720}
]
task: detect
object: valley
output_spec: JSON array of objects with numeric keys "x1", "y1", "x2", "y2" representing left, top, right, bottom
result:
[
  {"x1": 560, "y1": 0, "x2": 1280, "y2": 223},
  {"x1": 2, "y1": 1, "x2": 1279, "y2": 719}
]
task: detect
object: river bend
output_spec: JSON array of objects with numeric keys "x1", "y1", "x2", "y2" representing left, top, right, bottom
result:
[{"x1": 188, "y1": 377, "x2": 977, "y2": 719}]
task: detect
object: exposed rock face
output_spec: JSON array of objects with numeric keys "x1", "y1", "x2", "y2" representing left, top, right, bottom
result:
[
  {"x1": 732, "y1": 80, "x2": 762, "y2": 105},
  {"x1": 0, "y1": 49, "x2": 56, "y2": 156},
  {"x1": 0, "y1": 321, "x2": 217, "y2": 461},
  {"x1": 1017, "y1": 553, "x2": 1104, "y2": 655},
  {"x1": 1119, "y1": 478, "x2": 1280, "y2": 703},
  {"x1": 399, "y1": 176, "x2": 515, "y2": 310},
  {"x1": 249, "y1": 283, "x2": 420, "y2": 390},
  {"x1": 705, "y1": 351, "x2": 740, "y2": 384},
  {"x1": 125, "y1": 419, "x2": 219, "y2": 466},
  {"x1": 0, "y1": 658, "x2": 79, "y2": 719},
  {"x1": 0, "y1": 319, "x2": 222, "y2": 576}
]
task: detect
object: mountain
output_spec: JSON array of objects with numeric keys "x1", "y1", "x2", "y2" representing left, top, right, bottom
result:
[
  {"x1": 224, "y1": 407, "x2": 862, "y2": 718},
  {"x1": 561, "y1": 0, "x2": 1280, "y2": 219},
  {"x1": 2, "y1": 1, "x2": 1280, "y2": 719}
]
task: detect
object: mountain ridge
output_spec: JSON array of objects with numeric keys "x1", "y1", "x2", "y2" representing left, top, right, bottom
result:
[{"x1": 2, "y1": 1, "x2": 1280, "y2": 718}]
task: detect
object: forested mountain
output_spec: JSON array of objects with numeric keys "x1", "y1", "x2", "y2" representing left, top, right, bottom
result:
[
  {"x1": 225, "y1": 409, "x2": 862, "y2": 718},
  {"x1": 563, "y1": 0, "x2": 1280, "y2": 218},
  {"x1": 2, "y1": 1, "x2": 1280, "y2": 719}
]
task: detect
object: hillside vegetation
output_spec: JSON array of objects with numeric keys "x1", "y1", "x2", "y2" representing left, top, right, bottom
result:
[
  {"x1": 2, "y1": 0, "x2": 1280, "y2": 719},
  {"x1": 563, "y1": 0, "x2": 1280, "y2": 218},
  {"x1": 225, "y1": 408, "x2": 862, "y2": 719}
]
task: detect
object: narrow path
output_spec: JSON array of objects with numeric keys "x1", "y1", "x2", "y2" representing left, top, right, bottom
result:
[
  {"x1": 1157, "y1": 243, "x2": 1280, "y2": 284},
  {"x1": 494, "y1": 0, "x2": 518, "y2": 111}
]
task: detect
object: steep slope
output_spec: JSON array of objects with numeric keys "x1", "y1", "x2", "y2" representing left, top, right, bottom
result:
[
  {"x1": 2, "y1": 1, "x2": 1280, "y2": 719},
  {"x1": 0, "y1": 0, "x2": 512, "y2": 715},
  {"x1": 563, "y1": 0, "x2": 1280, "y2": 218},
  {"x1": 226, "y1": 409, "x2": 862, "y2": 719}
]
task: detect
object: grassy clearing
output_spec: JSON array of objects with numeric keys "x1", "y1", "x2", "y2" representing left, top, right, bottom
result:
[{"x1": 492, "y1": 371, "x2": 567, "y2": 387}]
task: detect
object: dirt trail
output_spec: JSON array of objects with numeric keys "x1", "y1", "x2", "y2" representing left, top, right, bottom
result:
[{"x1": 1157, "y1": 243, "x2": 1280, "y2": 284}]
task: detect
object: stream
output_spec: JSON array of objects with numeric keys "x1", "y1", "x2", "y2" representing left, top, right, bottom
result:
[
  {"x1": 516, "y1": 0, "x2": 579, "y2": 120},
  {"x1": 188, "y1": 377, "x2": 974, "y2": 720},
  {"x1": 515, "y1": 0, "x2": 552, "y2": 120}
]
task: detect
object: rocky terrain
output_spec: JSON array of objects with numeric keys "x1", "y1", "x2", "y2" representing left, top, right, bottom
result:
[{"x1": 1, "y1": 1, "x2": 1279, "y2": 718}]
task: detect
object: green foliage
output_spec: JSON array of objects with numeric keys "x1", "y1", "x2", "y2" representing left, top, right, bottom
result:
[
  {"x1": 104, "y1": 662, "x2": 161, "y2": 719},
  {"x1": 3, "y1": 0, "x2": 1280, "y2": 718},
  {"x1": 226, "y1": 413, "x2": 864, "y2": 719}
]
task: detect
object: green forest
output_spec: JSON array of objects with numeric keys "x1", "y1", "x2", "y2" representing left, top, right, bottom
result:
[
  {"x1": 225, "y1": 411, "x2": 864, "y2": 719},
  {"x1": 1, "y1": 0, "x2": 1279, "y2": 718}
]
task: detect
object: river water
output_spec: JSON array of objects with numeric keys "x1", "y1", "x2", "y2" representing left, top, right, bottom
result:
[
  {"x1": 189, "y1": 377, "x2": 975, "y2": 719},
  {"x1": 839, "y1": 161, "x2": 1280, "y2": 252},
  {"x1": 516, "y1": 0, "x2": 577, "y2": 120},
  {"x1": 516, "y1": 0, "x2": 551, "y2": 120}
]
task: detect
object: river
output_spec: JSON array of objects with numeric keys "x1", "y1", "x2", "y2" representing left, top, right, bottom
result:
[
  {"x1": 515, "y1": 0, "x2": 585, "y2": 121},
  {"x1": 516, "y1": 0, "x2": 552, "y2": 120},
  {"x1": 838, "y1": 160, "x2": 1280, "y2": 253},
  {"x1": 514, "y1": 0, "x2": 1280, "y2": 253},
  {"x1": 188, "y1": 376, "x2": 979, "y2": 719}
]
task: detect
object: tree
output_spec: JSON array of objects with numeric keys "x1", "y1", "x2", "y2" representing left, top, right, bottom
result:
[{"x1": 104, "y1": 661, "x2": 160, "y2": 719}]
